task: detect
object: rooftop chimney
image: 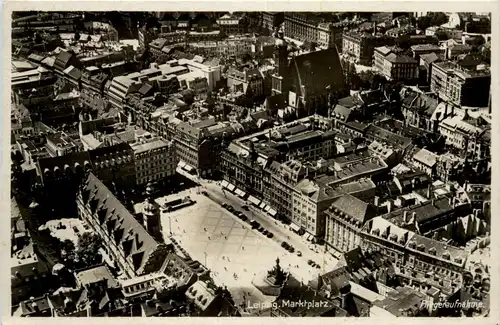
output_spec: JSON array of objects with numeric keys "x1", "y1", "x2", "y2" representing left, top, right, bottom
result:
[
  {"x1": 403, "y1": 210, "x2": 410, "y2": 223},
  {"x1": 387, "y1": 200, "x2": 393, "y2": 213}
]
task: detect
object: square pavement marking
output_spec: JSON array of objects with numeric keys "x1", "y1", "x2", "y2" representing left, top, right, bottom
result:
[
  {"x1": 220, "y1": 243, "x2": 241, "y2": 255},
  {"x1": 203, "y1": 217, "x2": 221, "y2": 226},
  {"x1": 226, "y1": 234, "x2": 244, "y2": 244},
  {"x1": 218, "y1": 218, "x2": 237, "y2": 227},
  {"x1": 229, "y1": 226, "x2": 246, "y2": 236}
]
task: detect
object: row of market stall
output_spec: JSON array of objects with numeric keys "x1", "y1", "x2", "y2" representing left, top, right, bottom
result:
[{"x1": 220, "y1": 179, "x2": 278, "y2": 217}]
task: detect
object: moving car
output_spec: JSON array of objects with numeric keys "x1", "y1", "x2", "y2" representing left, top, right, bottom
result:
[
  {"x1": 201, "y1": 191, "x2": 208, "y2": 196},
  {"x1": 297, "y1": 251, "x2": 302, "y2": 257}
]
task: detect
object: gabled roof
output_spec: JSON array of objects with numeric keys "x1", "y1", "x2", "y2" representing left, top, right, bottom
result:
[{"x1": 80, "y1": 173, "x2": 170, "y2": 275}]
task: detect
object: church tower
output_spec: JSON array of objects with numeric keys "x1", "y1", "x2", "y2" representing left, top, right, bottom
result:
[
  {"x1": 272, "y1": 28, "x2": 289, "y2": 95},
  {"x1": 142, "y1": 183, "x2": 162, "y2": 242}
]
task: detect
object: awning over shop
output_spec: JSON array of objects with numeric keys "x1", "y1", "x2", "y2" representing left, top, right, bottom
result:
[
  {"x1": 307, "y1": 234, "x2": 314, "y2": 241},
  {"x1": 178, "y1": 161, "x2": 187, "y2": 168},
  {"x1": 258, "y1": 202, "x2": 266, "y2": 209},
  {"x1": 268, "y1": 209, "x2": 277, "y2": 216},
  {"x1": 248, "y1": 196, "x2": 261, "y2": 206},
  {"x1": 235, "y1": 189, "x2": 246, "y2": 197},
  {"x1": 227, "y1": 183, "x2": 236, "y2": 192},
  {"x1": 221, "y1": 180, "x2": 229, "y2": 188},
  {"x1": 289, "y1": 223, "x2": 301, "y2": 232},
  {"x1": 264, "y1": 205, "x2": 271, "y2": 212},
  {"x1": 184, "y1": 164, "x2": 194, "y2": 172}
]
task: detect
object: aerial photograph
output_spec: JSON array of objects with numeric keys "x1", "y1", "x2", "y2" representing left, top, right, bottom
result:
[{"x1": 9, "y1": 11, "x2": 491, "y2": 317}]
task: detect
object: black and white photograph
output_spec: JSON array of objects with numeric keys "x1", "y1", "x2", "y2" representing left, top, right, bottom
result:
[{"x1": 7, "y1": 8, "x2": 493, "y2": 318}]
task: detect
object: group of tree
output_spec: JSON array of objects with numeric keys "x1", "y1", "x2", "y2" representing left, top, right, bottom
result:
[
  {"x1": 342, "y1": 60, "x2": 387, "y2": 91},
  {"x1": 60, "y1": 232, "x2": 103, "y2": 270},
  {"x1": 416, "y1": 12, "x2": 450, "y2": 31}
]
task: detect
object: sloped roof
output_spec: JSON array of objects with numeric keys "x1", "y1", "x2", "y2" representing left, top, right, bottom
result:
[
  {"x1": 54, "y1": 50, "x2": 74, "y2": 70},
  {"x1": 290, "y1": 47, "x2": 344, "y2": 96},
  {"x1": 330, "y1": 194, "x2": 373, "y2": 224},
  {"x1": 419, "y1": 52, "x2": 441, "y2": 64},
  {"x1": 80, "y1": 173, "x2": 169, "y2": 275},
  {"x1": 413, "y1": 148, "x2": 438, "y2": 167}
]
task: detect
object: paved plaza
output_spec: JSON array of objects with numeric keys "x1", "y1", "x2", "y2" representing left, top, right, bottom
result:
[{"x1": 160, "y1": 191, "x2": 323, "y2": 309}]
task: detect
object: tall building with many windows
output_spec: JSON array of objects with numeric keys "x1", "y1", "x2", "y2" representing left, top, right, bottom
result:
[{"x1": 131, "y1": 137, "x2": 177, "y2": 186}]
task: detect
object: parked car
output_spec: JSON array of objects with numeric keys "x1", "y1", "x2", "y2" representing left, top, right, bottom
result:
[
  {"x1": 258, "y1": 226, "x2": 265, "y2": 232},
  {"x1": 297, "y1": 251, "x2": 302, "y2": 257},
  {"x1": 227, "y1": 206, "x2": 235, "y2": 212},
  {"x1": 282, "y1": 241, "x2": 289, "y2": 249},
  {"x1": 222, "y1": 203, "x2": 228, "y2": 209},
  {"x1": 267, "y1": 232, "x2": 274, "y2": 238},
  {"x1": 315, "y1": 264, "x2": 321, "y2": 269},
  {"x1": 201, "y1": 191, "x2": 208, "y2": 196},
  {"x1": 242, "y1": 205, "x2": 249, "y2": 211},
  {"x1": 307, "y1": 260, "x2": 314, "y2": 265},
  {"x1": 240, "y1": 215, "x2": 248, "y2": 221},
  {"x1": 288, "y1": 246, "x2": 295, "y2": 253}
]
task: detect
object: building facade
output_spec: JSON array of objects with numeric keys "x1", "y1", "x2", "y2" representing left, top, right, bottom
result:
[
  {"x1": 342, "y1": 33, "x2": 396, "y2": 65},
  {"x1": 324, "y1": 194, "x2": 377, "y2": 253},
  {"x1": 131, "y1": 138, "x2": 177, "y2": 186},
  {"x1": 430, "y1": 62, "x2": 491, "y2": 107}
]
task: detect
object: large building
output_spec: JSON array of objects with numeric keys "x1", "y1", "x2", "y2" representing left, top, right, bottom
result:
[
  {"x1": 438, "y1": 113, "x2": 491, "y2": 160},
  {"x1": 430, "y1": 61, "x2": 491, "y2": 107},
  {"x1": 342, "y1": 32, "x2": 395, "y2": 65},
  {"x1": 261, "y1": 12, "x2": 284, "y2": 34},
  {"x1": 284, "y1": 13, "x2": 322, "y2": 43},
  {"x1": 11, "y1": 66, "x2": 57, "y2": 107},
  {"x1": 131, "y1": 137, "x2": 177, "y2": 186},
  {"x1": 77, "y1": 173, "x2": 172, "y2": 278},
  {"x1": 361, "y1": 216, "x2": 468, "y2": 295},
  {"x1": 216, "y1": 14, "x2": 246, "y2": 35},
  {"x1": 324, "y1": 194, "x2": 377, "y2": 253},
  {"x1": 373, "y1": 46, "x2": 419, "y2": 81}
]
